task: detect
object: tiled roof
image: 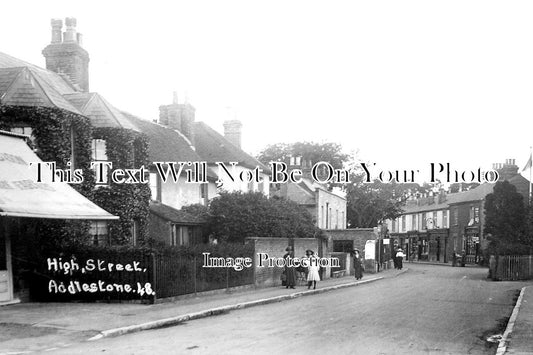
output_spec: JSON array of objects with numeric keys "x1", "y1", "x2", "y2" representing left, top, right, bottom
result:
[
  {"x1": 64, "y1": 93, "x2": 138, "y2": 130},
  {"x1": 401, "y1": 199, "x2": 450, "y2": 214},
  {"x1": 150, "y1": 202, "x2": 205, "y2": 224},
  {"x1": 0, "y1": 66, "x2": 81, "y2": 114},
  {"x1": 193, "y1": 121, "x2": 271, "y2": 173},
  {"x1": 401, "y1": 175, "x2": 531, "y2": 214},
  {"x1": 120, "y1": 112, "x2": 218, "y2": 180},
  {"x1": 446, "y1": 183, "x2": 495, "y2": 204},
  {"x1": 0, "y1": 52, "x2": 76, "y2": 94}
]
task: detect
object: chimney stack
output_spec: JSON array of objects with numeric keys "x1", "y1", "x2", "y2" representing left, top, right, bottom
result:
[
  {"x1": 42, "y1": 17, "x2": 90, "y2": 92},
  {"x1": 496, "y1": 158, "x2": 519, "y2": 181},
  {"x1": 223, "y1": 120, "x2": 242, "y2": 148},
  {"x1": 159, "y1": 93, "x2": 196, "y2": 144}
]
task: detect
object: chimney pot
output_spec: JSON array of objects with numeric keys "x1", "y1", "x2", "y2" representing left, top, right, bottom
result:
[
  {"x1": 64, "y1": 17, "x2": 77, "y2": 42},
  {"x1": 51, "y1": 19, "x2": 63, "y2": 43}
]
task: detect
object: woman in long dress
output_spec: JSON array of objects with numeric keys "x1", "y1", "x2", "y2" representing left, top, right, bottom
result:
[
  {"x1": 283, "y1": 246, "x2": 296, "y2": 289},
  {"x1": 352, "y1": 249, "x2": 364, "y2": 280},
  {"x1": 306, "y1": 249, "x2": 320, "y2": 289}
]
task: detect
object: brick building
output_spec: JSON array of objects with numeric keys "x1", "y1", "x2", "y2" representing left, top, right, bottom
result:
[{"x1": 386, "y1": 159, "x2": 531, "y2": 264}]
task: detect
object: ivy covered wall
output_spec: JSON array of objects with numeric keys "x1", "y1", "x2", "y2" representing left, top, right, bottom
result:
[
  {"x1": 0, "y1": 106, "x2": 151, "y2": 246},
  {"x1": 91, "y1": 127, "x2": 151, "y2": 245}
]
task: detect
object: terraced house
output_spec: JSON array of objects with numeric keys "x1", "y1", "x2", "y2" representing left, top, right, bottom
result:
[{"x1": 385, "y1": 159, "x2": 531, "y2": 264}]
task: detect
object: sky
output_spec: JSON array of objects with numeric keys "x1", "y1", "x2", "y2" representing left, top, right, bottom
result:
[{"x1": 2, "y1": 1, "x2": 533, "y2": 184}]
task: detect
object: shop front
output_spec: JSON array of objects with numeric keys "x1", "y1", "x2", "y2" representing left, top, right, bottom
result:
[{"x1": 0, "y1": 131, "x2": 117, "y2": 304}]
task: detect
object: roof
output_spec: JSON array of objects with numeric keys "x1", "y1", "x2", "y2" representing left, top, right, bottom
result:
[
  {"x1": 150, "y1": 202, "x2": 205, "y2": 225},
  {"x1": 401, "y1": 175, "x2": 532, "y2": 214},
  {"x1": 0, "y1": 66, "x2": 81, "y2": 114},
  {"x1": 120, "y1": 112, "x2": 218, "y2": 180},
  {"x1": 64, "y1": 93, "x2": 139, "y2": 130},
  {"x1": 0, "y1": 131, "x2": 117, "y2": 220},
  {"x1": 446, "y1": 183, "x2": 495, "y2": 205},
  {"x1": 0, "y1": 51, "x2": 138, "y2": 131},
  {"x1": 193, "y1": 121, "x2": 270, "y2": 173}
]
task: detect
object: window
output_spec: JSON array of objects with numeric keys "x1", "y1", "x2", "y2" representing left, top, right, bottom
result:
[
  {"x1": 392, "y1": 219, "x2": 396, "y2": 233},
  {"x1": 412, "y1": 214, "x2": 417, "y2": 231},
  {"x1": 453, "y1": 208, "x2": 459, "y2": 226},
  {"x1": 90, "y1": 221, "x2": 108, "y2": 246},
  {"x1": 91, "y1": 139, "x2": 109, "y2": 184},
  {"x1": 326, "y1": 203, "x2": 330, "y2": 229},
  {"x1": 443, "y1": 211, "x2": 448, "y2": 228},
  {"x1": 422, "y1": 214, "x2": 427, "y2": 229},
  {"x1": 91, "y1": 139, "x2": 107, "y2": 160},
  {"x1": 200, "y1": 183, "x2": 208, "y2": 204},
  {"x1": 336, "y1": 210, "x2": 339, "y2": 229},
  {"x1": 469, "y1": 206, "x2": 480, "y2": 225},
  {"x1": 333, "y1": 240, "x2": 353, "y2": 252},
  {"x1": 433, "y1": 211, "x2": 438, "y2": 228},
  {"x1": 149, "y1": 173, "x2": 160, "y2": 201},
  {"x1": 171, "y1": 225, "x2": 192, "y2": 246},
  {"x1": 401, "y1": 215, "x2": 406, "y2": 232},
  {"x1": 10, "y1": 126, "x2": 35, "y2": 145}
]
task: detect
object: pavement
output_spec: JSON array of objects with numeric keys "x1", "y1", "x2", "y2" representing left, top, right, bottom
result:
[
  {"x1": 0, "y1": 268, "x2": 406, "y2": 354},
  {"x1": 499, "y1": 285, "x2": 533, "y2": 355}
]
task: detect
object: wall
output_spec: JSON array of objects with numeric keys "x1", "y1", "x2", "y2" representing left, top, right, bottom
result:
[
  {"x1": 317, "y1": 189, "x2": 347, "y2": 230},
  {"x1": 245, "y1": 237, "x2": 322, "y2": 287},
  {"x1": 159, "y1": 175, "x2": 204, "y2": 210},
  {"x1": 323, "y1": 228, "x2": 377, "y2": 254},
  {"x1": 210, "y1": 164, "x2": 269, "y2": 196},
  {"x1": 148, "y1": 212, "x2": 170, "y2": 245}
]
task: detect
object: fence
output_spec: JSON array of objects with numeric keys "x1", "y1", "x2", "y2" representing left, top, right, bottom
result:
[
  {"x1": 490, "y1": 255, "x2": 533, "y2": 281},
  {"x1": 152, "y1": 253, "x2": 254, "y2": 299},
  {"x1": 33, "y1": 244, "x2": 255, "y2": 303}
]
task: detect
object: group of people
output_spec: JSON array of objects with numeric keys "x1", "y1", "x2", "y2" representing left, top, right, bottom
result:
[
  {"x1": 282, "y1": 247, "x2": 320, "y2": 289},
  {"x1": 282, "y1": 246, "x2": 366, "y2": 289}
]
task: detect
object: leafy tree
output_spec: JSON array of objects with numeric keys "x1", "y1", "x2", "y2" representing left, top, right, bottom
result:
[
  {"x1": 345, "y1": 170, "x2": 431, "y2": 228},
  {"x1": 206, "y1": 192, "x2": 322, "y2": 243},
  {"x1": 484, "y1": 181, "x2": 530, "y2": 254},
  {"x1": 257, "y1": 141, "x2": 349, "y2": 170}
]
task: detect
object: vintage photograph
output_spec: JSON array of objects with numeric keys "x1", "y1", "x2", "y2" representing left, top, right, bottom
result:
[{"x1": 1, "y1": 1, "x2": 533, "y2": 354}]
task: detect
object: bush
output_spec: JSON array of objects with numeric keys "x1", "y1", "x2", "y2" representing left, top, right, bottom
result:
[{"x1": 207, "y1": 192, "x2": 322, "y2": 243}]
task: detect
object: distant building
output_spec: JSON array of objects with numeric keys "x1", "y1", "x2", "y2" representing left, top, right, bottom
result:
[
  {"x1": 157, "y1": 96, "x2": 271, "y2": 196},
  {"x1": 385, "y1": 159, "x2": 531, "y2": 264},
  {"x1": 271, "y1": 159, "x2": 347, "y2": 230}
]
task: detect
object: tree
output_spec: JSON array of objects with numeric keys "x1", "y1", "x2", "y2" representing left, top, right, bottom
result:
[
  {"x1": 207, "y1": 192, "x2": 322, "y2": 243},
  {"x1": 257, "y1": 141, "x2": 349, "y2": 170},
  {"x1": 484, "y1": 181, "x2": 529, "y2": 254},
  {"x1": 345, "y1": 171, "x2": 431, "y2": 228}
]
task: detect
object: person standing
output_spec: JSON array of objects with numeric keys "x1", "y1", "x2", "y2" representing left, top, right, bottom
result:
[
  {"x1": 396, "y1": 248, "x2": 405, "y2": 270},
  {"x1": 352, "y1": 249, "x2": 364, "y2": 280},
  {"x1": 283, "y1": 246, "x2": 296, "y2": 289},
  {"x1": 306, "y1": 249, "x2": 320, "y2": 289}
]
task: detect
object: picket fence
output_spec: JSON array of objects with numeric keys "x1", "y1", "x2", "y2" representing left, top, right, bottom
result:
[{"x1": 491, "y1": 255, "x2": 533, "y2": 281}]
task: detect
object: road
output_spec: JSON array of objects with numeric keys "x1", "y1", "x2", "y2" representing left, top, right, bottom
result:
[{"x1": 51, "y1": 264, "x2": 528, "y2": 355}]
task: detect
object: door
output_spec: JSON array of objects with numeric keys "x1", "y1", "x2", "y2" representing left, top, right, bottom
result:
[{"x1": 0, "y1": 222, "x2": 11, "y2": 302}]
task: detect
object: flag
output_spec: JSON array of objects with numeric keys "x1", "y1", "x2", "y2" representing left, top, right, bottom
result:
[{"x1": 523, "y1": 153, "x2": 533, "y2": 172}]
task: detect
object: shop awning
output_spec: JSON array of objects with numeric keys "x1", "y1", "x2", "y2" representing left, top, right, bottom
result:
[{"x1": 0, "y1": 131, "x2": 117, "y2": 220}]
